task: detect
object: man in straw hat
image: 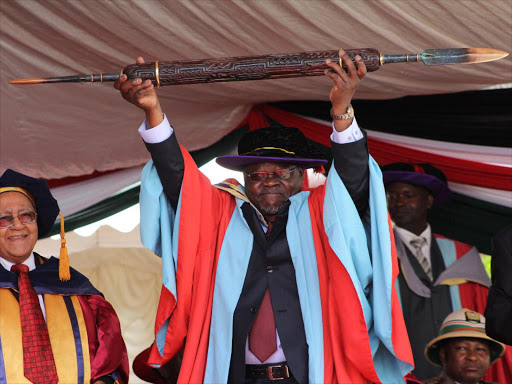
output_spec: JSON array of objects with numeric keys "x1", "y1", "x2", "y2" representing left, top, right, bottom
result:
[
  {"x1": 115, "y1": 50, "x2": 414, "y2": 383},
  {"x1": 381, "y1": 163, "x2": 511, "y2": 380},
  {"x1": 0, "y1": 169, "x2": 129, "y2": 384},
  {"x1": 423, "y1": 308, "x2": 505, "y2": 384}
]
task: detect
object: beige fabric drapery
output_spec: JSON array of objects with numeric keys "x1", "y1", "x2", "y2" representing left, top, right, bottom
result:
[{"x1": 1, "y1": 0, "x2": 510, "y2": 179}]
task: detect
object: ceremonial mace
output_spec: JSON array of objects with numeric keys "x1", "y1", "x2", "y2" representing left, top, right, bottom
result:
[{"x1": 9, "y1": 48, "x2": 508, "y2": 87}]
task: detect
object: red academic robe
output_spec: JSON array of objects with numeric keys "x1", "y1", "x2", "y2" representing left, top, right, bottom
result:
[{"x1": 147, "y1": 147, "x2": 413, "y2": 383}]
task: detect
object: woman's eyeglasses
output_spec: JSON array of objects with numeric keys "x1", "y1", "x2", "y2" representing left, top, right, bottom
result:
[{"x1": 0, "y1": 211, "x2": 37, "y2": 228}]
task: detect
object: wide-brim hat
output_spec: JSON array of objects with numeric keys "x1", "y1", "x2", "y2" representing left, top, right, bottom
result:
[
  {"x1": 0, "y1": 169, "x2": 59, "y2": 238},
  {"x1": 216, "y1": 126, "x2": 328, "y2": 171},
  {"x1": 381, "y1": 162, "x2": 451, "y2": 206},
  {"x1": 424, "y1": 308, "x2": 506, "y2": 368}
]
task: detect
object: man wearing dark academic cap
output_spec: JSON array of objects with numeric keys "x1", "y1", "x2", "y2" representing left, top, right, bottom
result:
[
  {"x1": 116, "y1": 51, "x2": 414, "y2": 383},
  {"x1": 0, "y1": 169, "x2": 129, "y2": 384},
  {"x1": 381, "y1": 163, "x2": 511, "y2": 381}
]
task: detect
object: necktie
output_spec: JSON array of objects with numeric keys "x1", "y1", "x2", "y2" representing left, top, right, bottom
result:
[
  {"x1": 409, "y1": 237, "x2": 433, "y2": 281},
  {"x1": 11, "y1": 264, "x2": 58, "y2": 384},
  {"x1": 249, "y1": 217, "x2": 278, "y2": 362}
]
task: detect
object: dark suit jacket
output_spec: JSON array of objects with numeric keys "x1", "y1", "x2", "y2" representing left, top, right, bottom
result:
[
  {"x1": 145, "y1": 129, "x2": 370, "y2": 383},
  {"x1": 485, "y1": 224, "x2": 512, "y2": 346}
]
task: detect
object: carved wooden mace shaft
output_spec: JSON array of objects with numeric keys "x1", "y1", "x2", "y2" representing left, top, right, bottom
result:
[{"x1": 9, "y1": 48, "x2": 508, "y2": 87}]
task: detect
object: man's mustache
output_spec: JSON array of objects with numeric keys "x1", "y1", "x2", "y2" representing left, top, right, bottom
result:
[{"x1": 259, "y1": 187, "x2": 286, "y2": 195}]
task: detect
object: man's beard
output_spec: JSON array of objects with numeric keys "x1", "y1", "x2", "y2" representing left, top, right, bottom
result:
[{"x1": 257, "y1": 200, "x2": 284, "y2": 217}]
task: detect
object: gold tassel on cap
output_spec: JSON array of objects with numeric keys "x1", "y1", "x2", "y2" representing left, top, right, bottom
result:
[{"x1": 58, "y1": 213, "x2": 71, "y2": 281}]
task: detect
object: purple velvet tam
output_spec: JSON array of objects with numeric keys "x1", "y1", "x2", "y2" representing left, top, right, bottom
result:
[
  {"x1": 216, "y1": 126, "x2": 328, "y2": 172},
  {"x1": 216, "y1": 155, "x2": 326, "y2": 171},
  {"x1": 381, "y1": 163, "x2": 451, "y2": 206}
]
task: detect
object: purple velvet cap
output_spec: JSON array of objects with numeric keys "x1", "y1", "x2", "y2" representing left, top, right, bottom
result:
[
  {"x1": 215, "y1": 126, "x2": 329, "y2": 171},
  {"x1": 382, "y1": 166, "x2": 452, "y2": 206},
  {"x1": 216, "y1": 155, "x2": 326, "y2": 171}
]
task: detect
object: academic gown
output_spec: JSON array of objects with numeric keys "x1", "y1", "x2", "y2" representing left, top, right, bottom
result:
[
  {"x1": 0, "y1": 253, "x2": 129, "y2": 384},
  {"x1": 138, "y1": 132, "x2": 413, "y2": 383}
]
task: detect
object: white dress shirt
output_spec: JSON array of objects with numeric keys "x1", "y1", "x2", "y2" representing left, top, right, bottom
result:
[
  {"x1": 394, "y1": 224, "x2": 432, "y2": 267},
  {"x1": 139, "y1": 114, "x2": 364, "y2": 364}
]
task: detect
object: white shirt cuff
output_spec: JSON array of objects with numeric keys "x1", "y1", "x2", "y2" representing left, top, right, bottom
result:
[
  {"x1": 138, "y1": 114, "x2": 362, "y2": 145},
  {"x1": 138, "y1": 114, "x2": 173, "y2": 143},
  {"x1": 330, "y1": 117, "x2": 363, "y2": 144}
]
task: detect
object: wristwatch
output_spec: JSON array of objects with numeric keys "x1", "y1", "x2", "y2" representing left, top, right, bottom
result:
[{"x1": 330, "y1": 105, "x2": 354, "y2": 120}]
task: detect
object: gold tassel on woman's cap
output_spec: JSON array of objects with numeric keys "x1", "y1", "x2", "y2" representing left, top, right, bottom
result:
[{"x1": 58, "y1": 213, "x2": 70, "y2": 281}]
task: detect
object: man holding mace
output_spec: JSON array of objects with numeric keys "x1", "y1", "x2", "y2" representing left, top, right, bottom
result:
[{"x1": 115, "y1": 50, "x2": 413, "y2": 383}]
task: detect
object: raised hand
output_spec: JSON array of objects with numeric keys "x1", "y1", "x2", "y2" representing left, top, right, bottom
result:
[
  {"x1": 324, "y1": 49, "x2": 367, "y2": 132},
  {"x1": 114, "y1": 57, "x2": 163, "y2": 128}
]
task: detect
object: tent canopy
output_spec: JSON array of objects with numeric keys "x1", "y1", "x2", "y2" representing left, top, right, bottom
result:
[{"x1": 1, "y1": 0, "x2": 511, "y2": 179}]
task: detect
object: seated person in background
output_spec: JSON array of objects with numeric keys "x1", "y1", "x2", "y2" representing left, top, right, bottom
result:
[
  {"x1": 423, "y1": 308, "x2": 505, "y2": 384},
  {"x1": 381, "y1": 163, "x2": 511, "y2": 381},
  {"x1": 485, "y1": 224, "x2": 512, "y2": 346},
  {"x1": 0, "y1": 169, "x2": 129, "y2": 384}
]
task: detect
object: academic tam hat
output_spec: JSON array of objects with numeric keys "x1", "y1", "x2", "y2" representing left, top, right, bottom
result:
[
  {"x1": 381, "y1": 162, "x2": 451, "y2": 206},
  {"x1": 0, "y1": 169, "x2": 71, "y2": 281},
  {"x1": 215, "y1": 126, "x2": 328, "y2": 172},
  {"x1": 424, "y1": 308, "x2": 506, "y2": 368}
]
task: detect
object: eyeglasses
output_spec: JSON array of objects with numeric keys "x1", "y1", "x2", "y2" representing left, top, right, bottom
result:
[
  {"x1": 0, "y1": 211, "x2": 37, "y2": 229},
  {"x1": 245, "y1": 167, "x2": 297, "y2": 183}
]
